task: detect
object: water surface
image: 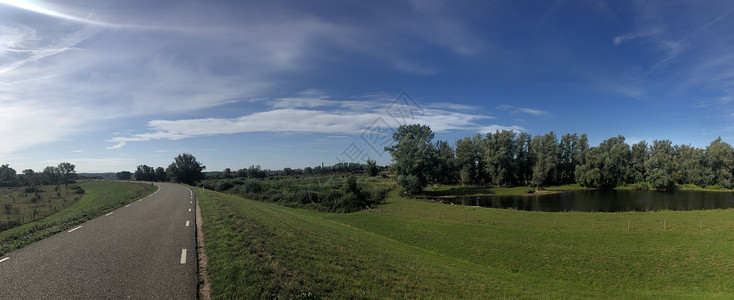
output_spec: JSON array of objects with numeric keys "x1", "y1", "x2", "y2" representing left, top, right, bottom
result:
[{"x1": 439, "y1": 190, "x2": 734, "y2": 212}]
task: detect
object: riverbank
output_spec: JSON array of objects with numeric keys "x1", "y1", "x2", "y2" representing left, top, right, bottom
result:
[
  {"x1": 422, "y1": 183, "x2": 583, "y2": 197},
  {"x1": 424, "y1": 183, "x2": 734, "y2": 197}
]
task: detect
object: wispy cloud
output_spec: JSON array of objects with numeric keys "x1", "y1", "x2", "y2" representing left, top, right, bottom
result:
[
  {"x1": 107, "y1": 93, "x2": 498, "y2": 148},
  {"x1": 496, "y1": 105, "x2": 550, "y2": 116}
]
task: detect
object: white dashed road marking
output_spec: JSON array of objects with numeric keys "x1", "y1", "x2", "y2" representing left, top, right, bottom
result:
[
  {"x1": 180, "y1": 249, "x2": 187, "y2": 264},
  {"x1": 68, "y1": 226, "x2": 82, "y2": 233},
  {"x1": 0, "y1": 257, "x2": 9, "y2": 263},
  {"x1": 188, "y1": 208, "x2": 191, "y2": 212},
  {"x1": 186, "y1": 221, "x2": 190, "y2": 227},
  {"x1": 105, "y1": 212, "x2": 113, "y2": 216}
]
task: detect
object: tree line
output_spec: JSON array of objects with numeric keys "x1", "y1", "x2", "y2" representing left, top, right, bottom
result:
[
  {"x1": 117, "y1": 153, "x2": 206, "y2": 185},
  {"x1": 386, "y1": 124, "x2": 734, "y2": 194},
  {"x1": 0, "y1": 162, "x2": 77, "y2": 187}
]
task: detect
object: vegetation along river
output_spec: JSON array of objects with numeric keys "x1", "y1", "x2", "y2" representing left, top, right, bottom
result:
[{"x1": 441, "y1": 190, "x2": 734, "y2": 212}]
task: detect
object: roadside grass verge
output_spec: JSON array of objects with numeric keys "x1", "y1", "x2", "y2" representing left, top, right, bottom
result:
[
  {"x1": 198, "y1": 187, "x2": 734, "y2": 298},
  {"x1": 0, "y1": 181, "x2": 157, "y2": 256}
]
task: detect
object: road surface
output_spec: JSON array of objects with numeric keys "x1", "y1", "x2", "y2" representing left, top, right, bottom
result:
[{"x1": 0, "y1": 182, "x2": 197, "y2": 299}]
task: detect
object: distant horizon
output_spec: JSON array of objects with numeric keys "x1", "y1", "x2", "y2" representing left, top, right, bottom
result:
[{"x1": 2, "y1": 1, "x2": 733, "y2": 173}]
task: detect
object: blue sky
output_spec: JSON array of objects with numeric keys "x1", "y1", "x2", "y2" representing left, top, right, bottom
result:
[{"x1": 1, "y1": 0, "x2": 733, "y2": 172}]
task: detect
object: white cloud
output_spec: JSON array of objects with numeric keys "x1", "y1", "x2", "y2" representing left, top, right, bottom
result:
[
  {"x1": 105, "y1": 142, "x2": 126, "y2": 150},
  {"x1": 495, "y1": 105, "x2": 550, "y2": 116},
  {"x1": 478, "y1": 125, "x2": 526, "y2": 133},
  {"x1": 107, "y1": 95, "x2": 496, "y2": 147}
]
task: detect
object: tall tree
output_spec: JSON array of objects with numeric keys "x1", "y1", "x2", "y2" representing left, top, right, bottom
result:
[
  {"x1": 455, "y1": 137, "x2": 479, "y2": 185},
  {"x1": 629, "y1": 141, "x2": 649, "y2": 183},
  {"x1": 705, "y1": 137, "x2": 734, "y2": 188},
  {"x1": 674, "y1": 145, "x2": 710, "y2": 186},
  {"x1": 57, "y1": 162, "x2": 77, "y2": 184},
  {"x1": 42, "y1": 166, "x2": 61, "y2": 185},
  {"x1": 166, "y1": 153, "x2": 206, "y2": 185},
  {"x1": 484, "y1": 130, "x2": 518, "y2": 186},
  {"x1": 433, "y1": 140, "x2": 456, "y2": 184},
  {"x1": 530, "y1": 132, "x2": 559, "y2": 188},
  {"x1": 116, "y1": 171, "x2": 132, "y2": 180},
  {"x1": 515, "y1": 132, "x2": 533, "y2": 185},
  {"x1": 558, "y1": 133, "x2": 579, "y2": 184},
  {"x1": 135, "y1": 165, "x2": 156, "y2": 181},
  {"x1": 575, "y1": 135, "x2": 630, "y2": 188},
  {"x1": 384, "y1": 124, "x2": 436, "y2": 186},
  {"x1": 645, "y1": 140, "x2": 676, "y2": 190},
  {"x1": 0, "y1": 164, "x2": 16, "y2": 183},
  {"x1": 155, "y1": 167, "x2": 168, "y2": 182}
]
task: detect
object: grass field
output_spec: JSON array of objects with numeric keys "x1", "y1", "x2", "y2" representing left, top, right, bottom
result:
[
  {"x1": 198, "y1": 185, "x2": 734, "y2": 299},
  {"x1": 0, "y1": 180, "x2": 157, "y2": 256},
  {"x1": 0, "y1": 184, "x2": 86, "y2": 230}
]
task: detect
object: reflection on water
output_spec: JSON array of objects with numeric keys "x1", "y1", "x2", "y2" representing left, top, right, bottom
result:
[{"x1": 440, "y1": 190, "x2": 734, "y2": 212}]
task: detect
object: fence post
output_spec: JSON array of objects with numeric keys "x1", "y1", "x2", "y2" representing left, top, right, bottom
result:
[
  {"x1": 700, "y1": 220, "x2": 702, "y2": 230},
  {"x1": 664, "y1": 219, "x2": 666, "y2": 231},
  {"x1": 523, "y1": 217, "x2": 525, "y2": 228},
  {"x1": 627, "y1": 219, "x2": 630, "y2": 231},
  {"x1": 438, "y1": 210, "x2": 441, "y2": 219},
  {"x1": 464, "y1": 213, "x2": 467, "y2": 222},
  {"x1": 492, "y1": 215, "x2": 495, "y2": 225}
]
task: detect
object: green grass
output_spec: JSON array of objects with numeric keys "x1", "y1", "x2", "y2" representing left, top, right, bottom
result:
[
  {"x1": 0, "y1": 184, "x2": 86, "y2": 230},
  {"x1": 0, "y1": 180, "x2": 156, "y2": 255},
  {"x1": 199, "y1": 186, "x2": 734, "y2": 299}
]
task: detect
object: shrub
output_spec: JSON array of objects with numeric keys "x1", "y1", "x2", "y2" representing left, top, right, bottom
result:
[
  {"x1": 215, "y1": 181, "x2": 234, "y2": 191},
  {"x1": 397, "y1": 174, "x2": 423, "y2": 196},
  {"x1": 24, "y1": 186, "x2": 42, "y2": 193}
]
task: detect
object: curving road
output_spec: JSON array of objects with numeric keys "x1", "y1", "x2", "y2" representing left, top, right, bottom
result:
[{"x1": 0, "y1": 182, "x2": 197, "y2": 299}]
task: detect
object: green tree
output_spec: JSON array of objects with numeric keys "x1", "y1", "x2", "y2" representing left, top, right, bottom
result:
[
  {"x1": 116, "y1": 171, "x2": 132, "y2": 180},
  {"x1": 433, "y1": 140, "x2": 456, "y2": 184},
  {"x1": 135, "y1": 165, "x2": 156, "y2": 181},
  {"x1": 629, "y1": 141, "x2": 649, "y2": 183},
  {"x1": 530, "y1": 132, "x2": 559, "y2": 188},
  {"x1": 575, "y1": 135, "x2": 630, "y2": 189},
  {"x1": 705, "y1": 137, "x2": 734, "y2": 188},
  {"x1": 42, "y1": 166, "x2": 61, "y2": 185},
  {"x1": 645, "y1": 140, "x2": 676, "y2": 190},
  {"x1": 166, "y1": 153, "x2": 206, "y2": 185},
  {"x1": 484, "y1": 130, "x2": 517, "y2": 186},
  {"x1": 515, "y1": 132, "x2": 533, "y2": 185},
  {"x1": 674, "y1": 145, "x2": 710, "y2": 186},
  {"x1": 558, "y1": 134, "x2": 580, "y2": 184},
  {"x1": 365, "y1": 159, "x2": 379, "y2": 177},
  {"x1": 384, "y1": 124, "x2": 436, "y2": 187},
  {"x1": 57, "y1": 162, "x2": 77, "y2": 184},
  {"x1": 0, "y1": 164, "x2": 16, "y2": 185},
  {"x1": 155, "y1": 167, "x2": 168, "y2": 182}
]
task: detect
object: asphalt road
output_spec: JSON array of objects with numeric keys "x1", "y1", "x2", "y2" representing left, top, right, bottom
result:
[{"x1": 0, "y1": 182, "x2": 197, "y2": 299}]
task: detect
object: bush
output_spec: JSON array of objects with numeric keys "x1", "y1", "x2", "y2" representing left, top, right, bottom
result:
[
  {"x1": 67, "y1": 185, "x2": 85, "y2": 194},
  {"x1": 24, "y1": 186, "x2": 42, "y2": 193},
  {"x1": 244, "y1": 180, "x2": 263, "y2": 193},
  {"x1": 397, "y1": 175, "x2": 423, "y2": 196},
  {"x1": 215, "y1": 181, "x2": 234, "y2": 192}
]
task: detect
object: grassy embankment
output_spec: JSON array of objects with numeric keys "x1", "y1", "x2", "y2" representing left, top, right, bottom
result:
[
  {"x1": 198, "y1": 183, "x2": 734, "y2": 299},
  {"x1": 0, "y1": 180, "x2": 157, "y2": 255}
]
